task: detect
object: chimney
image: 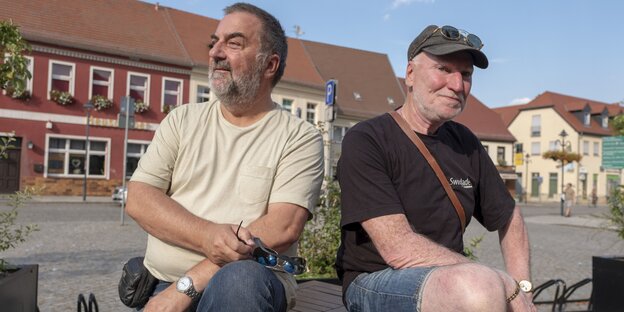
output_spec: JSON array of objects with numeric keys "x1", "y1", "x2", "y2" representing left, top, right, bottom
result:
[{"x1": 155, "y1": 2, "x2": 160, "y2": 11}]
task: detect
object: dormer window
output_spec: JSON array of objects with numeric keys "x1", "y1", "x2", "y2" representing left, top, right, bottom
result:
[
  {"x1": 583, "y1": 112, "x2": 590, "y2": 126},
  {"x1": 353, "y1": 92, "x2": 362, "y2": 101},
  {"x1": 601, "y1": 109, "x2": 609, "y2": 128}
]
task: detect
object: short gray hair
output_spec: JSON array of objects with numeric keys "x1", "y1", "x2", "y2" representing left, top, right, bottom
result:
[{"x1": 224, "y1": 3, "x2": 288, "y2": 87}]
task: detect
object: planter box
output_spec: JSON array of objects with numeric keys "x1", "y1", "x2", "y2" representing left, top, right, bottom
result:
[
  {"x1": 592, "y1": 256, "x2": 624, "y2": 312},
  {"x1": 0, "y1": 264, "x2": 38, "y2": 312}
]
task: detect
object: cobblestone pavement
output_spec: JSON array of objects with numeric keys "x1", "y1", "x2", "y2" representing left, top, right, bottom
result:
[{"x1": 1, "y1": 197, "x2": 623, "y2": 311}]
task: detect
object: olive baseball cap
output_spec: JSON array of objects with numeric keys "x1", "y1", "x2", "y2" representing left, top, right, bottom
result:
[{"x1": 407, "y1": 25, "x2": 489, "y2": 69}]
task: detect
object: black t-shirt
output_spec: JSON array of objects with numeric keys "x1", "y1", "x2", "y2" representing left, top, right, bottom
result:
[{"x1": 335, "y1": 113, "x2": 515, "y2": 295}]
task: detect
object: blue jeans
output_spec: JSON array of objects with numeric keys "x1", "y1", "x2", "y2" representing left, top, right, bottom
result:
[
  {"x1": 145, "y1": 260, "x2": 287, "y2": 312},
  {"x1": 344, "y1": 266, "x2": 436, "y2": 312}
]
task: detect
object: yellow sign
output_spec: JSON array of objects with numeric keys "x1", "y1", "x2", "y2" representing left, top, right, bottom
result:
[{"x1": 514, "y1": 153, "x2": 524, "y2": 166}]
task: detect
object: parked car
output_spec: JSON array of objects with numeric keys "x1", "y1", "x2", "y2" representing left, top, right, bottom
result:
[{"x1": 112, "y1": 186, "x2": 128, "y2": 202}]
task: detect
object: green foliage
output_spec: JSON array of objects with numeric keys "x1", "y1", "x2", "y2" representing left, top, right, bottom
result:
[
  {"x1": 606, "y1": 185, "x2": 624, "y2": 240},
  {"x1": 613, "y1": 114, "x2": 624, "y2": 136},
  {"x1": 542, "y1": 150, "x2": 582, "y2": 164},
  {"x1": 463, "y1": 234, "x2": 484, "y2": 261},
  {"x1": 0, "y1": 187, "x2": 39, "y2": 272},
  {"x1": 0, "y1": 20, "x2": 32, "y2": 96},
  {"x1": 299, "y1": 179, "x2": 341, "y2": 278},
  {"x1": 0, "y1": 131, "x2": 16, "y2": 159},
  {"x1": 91, "y1": 94, "x2": 113, "y2": 111}
]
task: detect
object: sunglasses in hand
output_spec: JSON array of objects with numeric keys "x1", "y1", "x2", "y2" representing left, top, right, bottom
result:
[{"x1": 236, "y1": 221, "x2": 307, "y2": 275}]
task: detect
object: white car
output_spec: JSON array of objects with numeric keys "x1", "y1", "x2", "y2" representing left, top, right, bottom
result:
[{"x1": 112, "y1": 186, "x2": 128, "y2": 202}]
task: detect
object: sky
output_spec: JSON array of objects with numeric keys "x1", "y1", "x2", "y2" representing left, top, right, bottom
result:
[{"x1": 144, "y1": 0, "x2": 623, "y2": 108}]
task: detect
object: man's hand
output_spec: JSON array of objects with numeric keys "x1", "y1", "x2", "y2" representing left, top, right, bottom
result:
[
  {"x1": 202, "y1": 223, "x2": 254, "y2": 266},
  {"x1": 143, "y1": 284, "x2": 192, "y2": 312}
]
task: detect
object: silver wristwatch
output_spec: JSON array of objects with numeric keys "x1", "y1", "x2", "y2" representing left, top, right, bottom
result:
[{"x1": 176, "y1": 276, "x2": 201, "y2": 300}]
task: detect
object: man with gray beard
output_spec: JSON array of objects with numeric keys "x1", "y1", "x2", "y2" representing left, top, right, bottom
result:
[{"x1": 126, "y1": 3, "x2": 324, "y2": 312}]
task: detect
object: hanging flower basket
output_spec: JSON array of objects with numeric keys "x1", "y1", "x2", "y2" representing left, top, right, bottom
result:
[
  {"x1": 49, "y1": 89, "x2": 73, "y2": 106},
  {"x1": 134, "y1": 99, "x2": 149, "y2": 113},
  {"x1": 90, "y1": 95, "x2": 113, "y2": 111}
]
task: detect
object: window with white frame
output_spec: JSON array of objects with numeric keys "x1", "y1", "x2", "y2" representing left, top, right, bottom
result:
[
  {"x1": 531, "y1": 142, "x2": 541, "y2": 155},
  {"x1": 602, "y1": 116, "x2": 608, "y2": 128},
  {"x1": 127, "y1": 72, "x2": 150, "y2": 104},
  {"x1": 584, "y1": 112, "x2": 590, "y2": 126},
  {"x1": 530, "y1": 115, "x2": 541, "y2": 137},
  {"x1": 549, "y1": 140, "x2": 560, "y2": 151},
  {"x1": 281, "y1": 98, "x2": 293, "y2": 113},
  {"x1": 306, "y1": 103, "x2": 316, "y2": 124},
  {"x1": 483, "y1": 145, "x2": 489, "y2": 153},
  {"x1": 583, "y1": 140, "x2": 589, "y2": 155},
  {"x1": 126, "y1": 141, "x2": 150, "y2": 178},
  {"x1": 196, "y1": 84, "x2": 210, "y2": 103},
  {"x1": 332, "y1": 126, "x2": 350, "y2": 143},
  {"x1": 593, "y1": 142, "x2": 600, "y2": 156},
  {"x1": 162, "y1": 77, "x2": 183, "y2": 110},
  {"x1": 46, "y1": 136, "x2": 108, "y2": 177},
  {"x1": 89, "y1": 67, "x2": 114, "y2": 99},
  {"x1": 48, "y1": 60, "x2": 75, "y2": 96},
  {"x1": 497, "y1": 146, "x2": 506, "y2": 164}
]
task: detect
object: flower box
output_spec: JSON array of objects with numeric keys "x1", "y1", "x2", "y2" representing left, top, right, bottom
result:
[
  {"x1": 49, "y1": 89, "x2": 73, "y2": 106},
  {"x1": 91, "y1": 95, "x2": 113, "y2": 111},
  {"x1": 134, "y1": 99, "x2": 148, "y2": 113}
]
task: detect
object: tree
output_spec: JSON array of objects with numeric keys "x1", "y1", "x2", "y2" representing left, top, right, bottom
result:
[
  {"x1": 613, "y1": 114, "x2": 624, "y2": 136},
  {"x1": 298, "y1": 179, "x2": 341, "y2": 278},
  {"x1": 0, "y1": 20, "x2": 32, "y2": 97}
]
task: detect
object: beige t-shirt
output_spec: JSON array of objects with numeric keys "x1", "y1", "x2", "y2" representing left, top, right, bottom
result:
[{"x1": 131, "y1": 99, "x2": 324, "y2": 307}]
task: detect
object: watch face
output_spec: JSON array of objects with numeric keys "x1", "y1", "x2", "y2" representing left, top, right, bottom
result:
[
  {"x1": 177, "y1": 276, "x2": 191, "y2": 291},
  {"x1": 519, "y1": 280, "x2": 532, "y2": 292}
]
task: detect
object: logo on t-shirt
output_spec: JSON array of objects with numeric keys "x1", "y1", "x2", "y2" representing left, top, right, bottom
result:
[{"x1": 449, "y1": 177, "x2": 473, "y2": 189}]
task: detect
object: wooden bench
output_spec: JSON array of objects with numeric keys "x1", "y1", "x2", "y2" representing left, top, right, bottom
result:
[{"x1": 292, "y1": 280, "x2": 347, "y2": 312}]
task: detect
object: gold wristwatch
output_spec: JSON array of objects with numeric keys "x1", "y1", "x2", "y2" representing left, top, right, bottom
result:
[{"x1": 518, "y1": 280, "x2": 533, "y2": 293}]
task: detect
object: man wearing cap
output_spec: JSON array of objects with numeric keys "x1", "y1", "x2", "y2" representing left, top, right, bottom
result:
[{"x1": 336, "y1": 25, "x2": 535, "y2": 311}]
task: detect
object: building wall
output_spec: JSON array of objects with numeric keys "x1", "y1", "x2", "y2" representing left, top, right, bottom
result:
[
  {"x1": 508, "y1": 107, "x2": 622, "y2": 203},
  {"x1": 0, "y1": 45, "x2": 192, "y2": 195}
]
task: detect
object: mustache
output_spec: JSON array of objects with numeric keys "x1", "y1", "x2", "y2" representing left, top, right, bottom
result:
[{"x1": 211, "y1": 59, "x2": 231, "y2": 71}]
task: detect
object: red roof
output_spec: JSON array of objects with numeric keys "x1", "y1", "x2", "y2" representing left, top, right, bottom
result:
[
  {"x1": 301, "y1": 40, "x2": 405, "y2": 119},
  {"x1": 493, "y1": 91, "x2": 623, "y2": 136}
]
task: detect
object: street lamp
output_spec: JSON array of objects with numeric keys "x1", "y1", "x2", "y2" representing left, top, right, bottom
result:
[
  {"x1": 555, "y1": 129, "x2": 571, "y2": 216},
  {"x1": 524, "y1": 153, "x2": 530, "y2": 203},
  {"x1": 83, "y1": 101, "x2": 94, "y2": 202}
]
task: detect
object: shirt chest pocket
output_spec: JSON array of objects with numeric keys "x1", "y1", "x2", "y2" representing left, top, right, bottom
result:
[{"x1": 238, "y1": 165, "x2": 274, "y2": 204}]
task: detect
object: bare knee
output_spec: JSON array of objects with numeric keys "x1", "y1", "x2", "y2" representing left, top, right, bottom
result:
[{"x1": 423, "y1": 263, "x2": 507, "y2": 312}]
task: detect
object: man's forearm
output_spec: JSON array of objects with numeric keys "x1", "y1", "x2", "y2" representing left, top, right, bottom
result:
[
  {"x1": 499, "y1": 206, "x2": 531, "y2": 281},
  {"x1": 362, "y1": 213, "x2": 470, "y2": 269},
  {"x1": 247, "y1": 202, "x2": 309, "y2": 253},
  {"x1": 126, "y1": 181, "x2": 214, "y2": 254}
]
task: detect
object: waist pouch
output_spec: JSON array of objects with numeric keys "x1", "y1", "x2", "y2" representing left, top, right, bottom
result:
[{"x1": 118, "y1": 256, "x2": 158, "y2": 308}]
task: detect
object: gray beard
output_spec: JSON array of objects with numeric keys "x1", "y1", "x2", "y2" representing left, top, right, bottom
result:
[{"x1": 209, "y1": 56, "x2": 266, "y2": 111}]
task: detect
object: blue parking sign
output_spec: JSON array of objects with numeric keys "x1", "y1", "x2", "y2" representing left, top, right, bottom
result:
[{"x1": 325, "y1": 80, "x2": 336, "y2": 106}]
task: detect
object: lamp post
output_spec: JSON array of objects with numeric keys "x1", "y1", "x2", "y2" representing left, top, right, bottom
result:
[
  {"x1": 524, "y1": 153, "x2": 530, "y2": 203},
  {"x1": 556, "y1": 129, "x2": 570, "y2": 216},
  {"x1": 83, "y1": 101, "x2": 94, "y2": 201}
]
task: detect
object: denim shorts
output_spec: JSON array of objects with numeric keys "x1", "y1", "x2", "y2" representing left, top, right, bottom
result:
[{"x1": 344, "y1": 266, "x2": 437, "y2": 312}]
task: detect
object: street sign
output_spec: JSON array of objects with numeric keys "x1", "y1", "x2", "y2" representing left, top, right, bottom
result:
[
  {"x1": 119, "y1": 96, "x2": 135, "y2": 117},
  {"x1": 325, "y1": 80, "x2": 336, "y2": 106},
  {"x1": 602, "y1": 136, "x2": 624, "y2": 169}
]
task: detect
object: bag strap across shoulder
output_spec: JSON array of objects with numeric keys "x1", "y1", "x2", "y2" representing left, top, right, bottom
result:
[{"x1": 389, "y1": 111, "x2": 467, "y2": 232}]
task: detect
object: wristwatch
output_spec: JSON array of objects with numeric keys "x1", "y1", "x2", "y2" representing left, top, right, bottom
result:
[
  {"x1": 518, "y1": 280, "x2": 533, "y2": 293},
  {"x1": 176, "y1": 276, "x2": 201, "y2": 300}
]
